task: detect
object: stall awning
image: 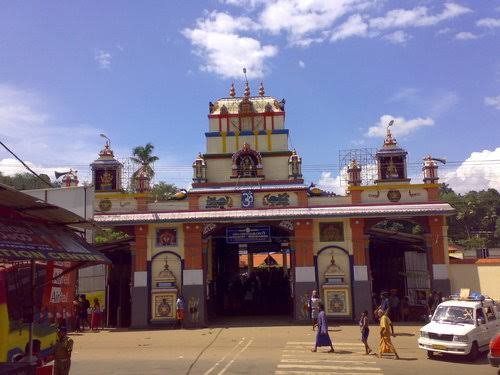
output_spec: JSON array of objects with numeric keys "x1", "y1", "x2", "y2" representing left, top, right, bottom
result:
[{"x1": 0, "y1": 219, "x2": 109, "y2": 263}]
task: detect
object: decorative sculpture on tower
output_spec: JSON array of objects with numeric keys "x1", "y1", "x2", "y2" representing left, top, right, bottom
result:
[
  {"x1": 375, "y1": 120, "x2": 409, "y2": 183},
  {"x1": 422, "y1": 155, "x2": 446, "y2": 184},
  {"x1": 231, "y1": 143, "x2": 264, "y2": 178},
  {"x1": 288, "y1": 149, "x2": 303, "y2": 180},
  {"x1": 347, "y1": 159, "x2": 362, "y2": 186},
  {"x1": 55, "y1": 169, "x2": 79, "y2": 187},
  {"x1": 90, "y1": 136, "x2": 123, "y2": 191},
  {"x1": 134, "y1": 167, "x2": 151, "y2": 193},
  {"x1": 192, "y1": 152, "x2": 207, "y2": 183}
]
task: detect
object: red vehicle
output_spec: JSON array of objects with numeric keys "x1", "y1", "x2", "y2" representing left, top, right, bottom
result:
[{"x1": 489, "y1": 333, "x2": 500, "y2": 369}]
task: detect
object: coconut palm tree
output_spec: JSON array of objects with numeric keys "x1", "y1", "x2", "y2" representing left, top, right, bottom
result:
[{"x1": 131, "y1": 143, "x2": 159, "y2": 178}]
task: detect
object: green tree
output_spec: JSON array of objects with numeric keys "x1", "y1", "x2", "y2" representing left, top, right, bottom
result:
[
  {"x1": 0, "y1": 172, "x2": 53, "y2": 190},
  {"x1": 95, "y1": 229, "x2": 129, "y2": 243},
  {"x1": 130, "y1": 143, "x2": 159, "y2": 178},
  {"x1": 151, "y1": 182, "x2": 178, "y2": 201}
]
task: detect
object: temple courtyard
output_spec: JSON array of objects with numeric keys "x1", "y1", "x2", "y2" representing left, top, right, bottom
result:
[{"x1": 69, "y1": 320, "x2": 492, "y2": 375}]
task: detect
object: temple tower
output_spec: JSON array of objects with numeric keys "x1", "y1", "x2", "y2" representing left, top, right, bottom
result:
[{"x1": 90, "y1": 140, "x2": 123, "y2": 191}]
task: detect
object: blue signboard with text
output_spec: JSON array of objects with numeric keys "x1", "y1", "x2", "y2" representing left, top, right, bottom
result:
[{"x1": 226, "y1": 226, "x2": 271, "y2": 244}]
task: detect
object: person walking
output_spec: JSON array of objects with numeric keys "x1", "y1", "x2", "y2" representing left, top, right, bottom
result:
[
  {"x1": 311, "y1": 303, "x2": 334, "y2": 353},
  {"x1": 377, "y1": 292, "x2": 394, "y2": 335},
  {"x1": 309, "y1": 290, "x2": 321, "y2": 331},
  {"x1": 80, "y1": 294, "x2": 90, "y2": 331},
  {"x1": 176, "y1": 294, "x2": 185, "y2": 328},
  {"x1": 53, "y1": 327, "x2": 74, "y2": 375},
  {"x1": 90, "y1": 298, "x2": 101, "y2": 331},
  {"x1": 72, "y1": 296, "x2": 81, "y2": 332},
  {"x1": 377, "y1": 309, "x2": 399, "y2": 359},
  {"x1": 359, "y1": 310, "x2": 372, "y2": 355}
]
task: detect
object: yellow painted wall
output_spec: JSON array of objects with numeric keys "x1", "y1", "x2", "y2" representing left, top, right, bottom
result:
[
  {"x1": 449, "y1": 263, "x2": 500, "y2": 300},
  {"x1": 206, "y1": 133, "x2": 288, "y2": 154},
  {"x1": 205, "y1": 155, "x2": 290, "y2": 183},
  {"x1": 149, "y1": 200, "x2": 189, "y2": 212},
  {"x1": 361, "y1": 187, "x2": 428, "y2": 204},
  {"x1": 308, "y1": 196, "x2": 351, "y2": 206}
]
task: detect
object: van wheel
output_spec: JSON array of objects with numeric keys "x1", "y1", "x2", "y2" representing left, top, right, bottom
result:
[
  {"x1": 467, "y1": 342, "x2": 478, "y2": 361},
  {"x1": 426, "y1": 350, "x2": 435, "y2": 359}
]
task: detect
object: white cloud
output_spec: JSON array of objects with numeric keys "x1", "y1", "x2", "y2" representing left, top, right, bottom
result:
[
  {"x1": 476, "y1": 18, "x2": 500, "y2": 28},
  {"x1": 330, "y1": 14, "x2": 368, "y2": 41},
  {"x1": 317, "y1": 171, "x2": 345, "y2": 195},
  {"x1": 443, "y1": 148, "x2": 500, "y2": 193},
  {"x1": 366, "y1": 114, "x2": 434, "y2": 138},
  {"x1": 94, "y1": 50, "x2": 112, "y2": 69},
  {"x1": 369, "y1": 3, "x2": 471, "y2": 30},
  {"x1": 298, "y1": 60, "x2": 305, "y2": 68},
  {"x1": 455, "y1": 31, "x2": 479, "y2": 40},
  {"x1": 484, "y1": 95, "x2": 500, "y2": 109},
  {"x1": 383, "y1": 30, "x2": 411, "y2": 44},
  {"x1": 182, "y1": 12, "x2": 277, "y2": 79},
  {"x1": 259, "y1": 0, "x2": 372, "y2": 43},
  {"x1": 0, "y1": 84, "x2": 103, "y2": 182}
]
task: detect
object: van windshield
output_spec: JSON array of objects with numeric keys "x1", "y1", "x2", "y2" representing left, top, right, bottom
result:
[{"x1": 432, "y1": 305, "x2": 474, "y2": 325}]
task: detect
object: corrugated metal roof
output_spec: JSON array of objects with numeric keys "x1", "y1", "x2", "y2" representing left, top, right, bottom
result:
[{"x1": 94, "y1": 203, "x2": 455, "y2": 225}]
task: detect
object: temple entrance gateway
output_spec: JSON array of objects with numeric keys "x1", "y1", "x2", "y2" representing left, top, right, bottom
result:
[
  {"x1": 368, "y1": 220, "x2": 430, "y2": 321},
  {"x1": 206, "y1": 224, "x2": 293, "y2": 320}
]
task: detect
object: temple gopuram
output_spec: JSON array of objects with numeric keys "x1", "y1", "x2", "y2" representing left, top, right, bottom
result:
[{"x1": 93, "y1": 83, "x2": 454, "y2": 327}]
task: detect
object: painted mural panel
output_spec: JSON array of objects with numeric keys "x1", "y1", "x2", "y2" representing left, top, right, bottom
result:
[
  {"x1": 156, "y1": 228, "x2": 177, "y2": 247},
  {"x1": 319, "y1": 222, "x2": 344, "y2": 242}
]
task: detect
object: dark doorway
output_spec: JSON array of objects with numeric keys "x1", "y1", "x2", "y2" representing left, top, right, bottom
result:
[
  {"x1": 96, "y1": 239, "x2": 132, "y2": 328},
  {"x1": 207, "y1": 225, "x2": 293, "y2": 319},
  {"x1": 369, "y1": 222, "x2": 429, "y2": 321}
]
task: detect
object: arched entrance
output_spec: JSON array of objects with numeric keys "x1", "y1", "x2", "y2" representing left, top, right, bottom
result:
[
  {"x1": 204, "y1": 222, "x2": 294, "y2": 320},
  {"x1": 367, "y1": 219, "x2": 430, "y2": 321}
]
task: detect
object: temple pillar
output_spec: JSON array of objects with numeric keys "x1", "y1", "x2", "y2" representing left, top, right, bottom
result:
[
  {"x1": 131, "y1": 224, "x2": 149, "y2": 328},
  {"x1": 427, "y1": 216, "x2": 451, "y2": 295},
  {"x1": 183, "y1": 223, "x2": 206, "y2": 327},
  {"x1": 350, "y1": 218, "x2": 371, "y2": 320},
  {"x1": 293, "y1": 220, "x2": 315, "y2": 320}
]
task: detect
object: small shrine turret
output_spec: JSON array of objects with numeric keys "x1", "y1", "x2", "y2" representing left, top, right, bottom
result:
[
  {"x1": 192, "y1": 152, "x2": 207, "y2": 183},
  {"x1": 422, "y1": 155, "x2": 445, "y2": 184},
  {"x1": 134, "y1": 167, "x2": 151, "y2": 193},
  {"x1": 288, "y1": 149, "x2": 303, "y2": 180},
  {"x1": 90, "y1": 137, "x2": 123, "y2": 191},
  {"x1": 347, "y1": 159, "x2": 362, "y2": 186},
  {"x1": 375, "y1": 120, "x2": 409, "y2": 183}
]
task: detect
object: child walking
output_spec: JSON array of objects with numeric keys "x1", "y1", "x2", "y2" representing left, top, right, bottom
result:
[{"x1": 359, "y1": 310, "x2": 372, "y2": 355}]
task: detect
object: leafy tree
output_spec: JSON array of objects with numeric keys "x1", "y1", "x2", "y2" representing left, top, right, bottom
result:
[
  {"x1": 95, "y1": 229, "x2": 129, "y2": 244},
  {"x1": 130, "y1": 143, "x2": 159, "y2": 178},
  {"x1": 151, "y1": 182, "x2": 178, "y2": 201},
  {"x1": 440, "y1": 187, "x2": 500, "y2": 248},
  {"x1": 0, "y1": 172, "x2": 53, "y2": 190}
]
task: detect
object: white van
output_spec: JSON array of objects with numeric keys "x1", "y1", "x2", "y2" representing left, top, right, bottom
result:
[{"x1": 418, "y1": 297, "x2": 500, "y2": 360}]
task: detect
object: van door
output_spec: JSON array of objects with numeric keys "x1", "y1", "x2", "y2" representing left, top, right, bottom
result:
[{"x1": 485, "y1": 305, "x2": 499, "y2": 339}]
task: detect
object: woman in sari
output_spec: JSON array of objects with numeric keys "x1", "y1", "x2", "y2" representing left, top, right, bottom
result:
[
  {"x1": 377, "y1": 309, "x2": 399, "y2": 359},
  {"x1": 311, "y1": 302, "x2": 334, "y2": 353}
]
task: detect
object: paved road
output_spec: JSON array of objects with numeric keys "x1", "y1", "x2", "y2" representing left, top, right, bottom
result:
[{"x1": 69, "y1": 321, "x2": 493, "y2": 375}]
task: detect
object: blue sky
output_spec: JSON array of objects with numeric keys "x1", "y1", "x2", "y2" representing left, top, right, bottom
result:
[{"x1": 0, "y1": 1, "x2": 499, "y2": 193}]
